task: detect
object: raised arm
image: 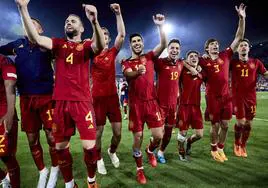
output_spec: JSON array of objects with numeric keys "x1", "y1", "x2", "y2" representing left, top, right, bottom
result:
[
  {"x1": 110, "y1": 3, "x2": 126, "y2": 50},
  {"x1": 152, "y1": 14, "x2": 167, "y2": 57},
  {"x1": 15, "y1": 0, "x2": 52, "y2": 49},
  {"x1": 230, "y1": 3, "x2": 246, "y2": 51},
  {"x1": 83, "y1": 4, "x2": 105, "y2": 54}
]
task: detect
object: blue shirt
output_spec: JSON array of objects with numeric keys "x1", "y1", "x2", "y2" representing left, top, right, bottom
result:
[{"x1": 0, "y1": 37, "x2": 54, "y2": 95}]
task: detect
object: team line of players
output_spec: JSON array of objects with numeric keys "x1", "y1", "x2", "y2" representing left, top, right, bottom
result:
[{"x1": 0, "y1": 1, "x2": 268, "y2": 187}]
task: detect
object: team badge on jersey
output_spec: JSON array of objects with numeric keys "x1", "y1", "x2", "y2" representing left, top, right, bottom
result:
[
  {"x1": 140, "y1": 56, "x2": 147, "y2": 65},
  {"x1": 62, "y1": 44, "x2": 67, "y2": 48},
  {"x1": 218, "y1": 58, "x2": 224, "y2": 65},
  {"x1": 104, "y1": 57, "x2": 109, "y2": 61},
  {"x1": 206, "y1": 63, "x2": 211, "y2": 66},
  {"x1": 165, "y1": 66, "x2": 170, "y2": 69},
  {"x1": 236, "y1": 64, "x2": 241, "y2": 68},
  {"x1": 76, "y1": 44, "x2": 84, "y2": 51},
  {"x1": 249, "y1": 63, "x2": 255, "y2": 69}
]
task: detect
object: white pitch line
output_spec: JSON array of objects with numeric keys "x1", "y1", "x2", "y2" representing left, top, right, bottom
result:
[{"x1": 254, "y1": 118, "x2": 268, "y2": 122}]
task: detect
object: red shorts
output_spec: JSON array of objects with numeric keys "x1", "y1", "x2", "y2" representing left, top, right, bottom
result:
[
  {"x1": 159, "y1": 104, "x2": 177, "y2": 126},
  {"x1": 20, "y1": 95, "x2": 54, "y2": 133},
  {"x1": 177, "y1": 104, "x2": 203, "y2": 131},
  {"x1": 233, "y1": 97, "x2": 256, "y2": 120},
  {"x1": 52, "y1": 101, "x2": 96, "y2": 143},
  {"x1": 93, "y1": 94, "x2": 122, "y2": 126},
  {"x1": 207, "y1": 94, "x2": 232, "y2": 124},
  {"x1": 129, "y1": 100, "x2": 163, "y2": 133},
  {"x1": 0, "y1": 108, "x2": 18, "y2": 156}
]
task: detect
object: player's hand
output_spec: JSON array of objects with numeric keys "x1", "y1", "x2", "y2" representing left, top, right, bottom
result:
[
  {"x1": 0, "y1": 112, "x2": 14, "y2": 134},
  {"x1": 235, "y1": 3, "x2": 246, "y2": 19},
  {"x1": 110, "y1": 3, "x2": 121, "y2": 15},
  {"x1": 15, "y1": 0, "x2": 30, "y2": 7},
  {"x1": 138, "y1": 64, "x2": 146, "y2": 75},
  {"x1": 202, "y1": 53, "x2": 210, "y2": 59},
  {"x1": 83, "y1": 4, "x2": 98, "y2": 24},
  {"x1": 197, "y1": 65, "x2": 202, "y2": 73},
  {"x1": 153, "y1": 14, "x2": 165, "y2": 26},
  {"x1": 189, "y1": 66, "x2": 198, "y2": 76}
]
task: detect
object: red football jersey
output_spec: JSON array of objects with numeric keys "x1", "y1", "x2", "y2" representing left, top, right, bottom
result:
[
  {"x1": 155, "y1": 57, "x2": 183, "y2": 106},
  {"x1": 91, "y1": 47, "x2": 119, "y2": 97},
  {"x1": 52, "y1": 38, "x2": 94, "y2": 101},
  {"x1": 121, "y1": 51, "x2": 157, "y2": 102},
  {"x1": 231, "y1": 58, "x2": 267, "y2": 102},
  {"x1": 0, "y1": 55, "x2": 17, "y2": 107},
  {"x1": 179, "y1": 68, "x2": 203, "y2": 105},
  {"x1": 199, "y1": 48, "x2": 233, "y2": 96}
]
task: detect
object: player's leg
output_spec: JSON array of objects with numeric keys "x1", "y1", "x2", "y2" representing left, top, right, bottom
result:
[
  {"x1": 217, "y1": 99, "x2": 232, "y2": 161},
  {"x1": 123, "y1": 97, "x2": 128, "y2": 120},
  {"x1": 44, "y1": 129, "x2": 59, "y2": 188},
  {"x1": 177, "y1": 129, "x2": 188, "y2": 161},
  {"x1": 0, "y1": 120, "x2": 20, "y2": 188},
  {"x1": 108, "y1": 122, "x2": 121, "y2": 168},
  {"x1": 240, "y1": 103, "x2": 256, "y2": 157},
  {"x1": 185, "y1": 106, "x2": 203, "y2": 156},
  {"x1": 20, "y1": 96, "x2": 50, "y2": 187},
  {"x1": 133, "y1": 131, "x2": 146, "y2": 184},
  {"x1": 53, "y1": 101, "x2": 77, "y2": 188},
  {"x1": 208, "y1": 96, "x2": 224, "y2": 162},
  {"x1": 240, "y1": 120, "x2": 252, "y2": 157},
  {"x1": 74, "y1": 102, "x2": 98, "y2": 187},
  {"x1": 55, "y1": 139, "x2": 75, "y2": 188},
  {"x1": 0, "y1": 168, "x2": 10, "y2": 187},
  {"x1": 95, "y1": 125, "x2": 107, "y2": 175},
  {"x1": 39, "y1": 97, "x2": 59, "y2": 188},
  {"x1": 107, "y1": 95, "x2": 122, "y2": 168},
  {"x1": 93, "y1": 96, "x2": 107, "y2": 175}
]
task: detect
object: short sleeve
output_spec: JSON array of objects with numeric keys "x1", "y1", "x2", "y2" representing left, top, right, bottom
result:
[
  {"x1": 121, "y1": 60, "x2": 131, "y2": 74},
  {"x1": 256, "y1": 59, "x2": 267, "y2": 75},
  {"x1": 0, "y1": 40, "x2": 18, "y2": 56},
  {"x1": 83, "y1": 40, "x2": 95, "y2": 59},
  {"x1": 51, "y1": 38, "x2": 63, "y2": 55},
  {"x1": 1, "y1": 56, "x2": 17, "y2": 81}
]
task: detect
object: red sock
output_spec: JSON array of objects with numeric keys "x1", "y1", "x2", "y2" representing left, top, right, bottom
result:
[
  {"x1": 49, "y1": 146, "x2": 58, "y2": 167},
  {"x1": 148, "y1": 138, "x2": 160, "y2": 152},
  {"x1": 133, "y1": 150, "x2": 143, "y2": 168},
  {"x1": 234, "y1": 124, "x2": 242, "y2": 146},
  {"x1": 217, "y1": 143, "x2": 224, "y2": 149},
  {"x1": 84, "y1": 148, "x2": 97, "y2": 179},
  {"x1": 2, "y1": 156, "x2": 20, "y2": 188},
  {"x1": 124, "y1": 106, "x2": 127, "y2": 114},
  {"x1": 96, "y1": 148, "x2": 102, "y2": 160},
  {"x1": 56, "y1": 148, "x2": 73, "y2": 183},
  {"x1": 241, "y1": 124, "x2": 251, "y2": 147},
  {"x1": 109, "y1": 143, "x2": 118, "y2": 154},
  {"x1": 211, "y1": 143, "x2": 217, "y2": 151},
  {"x1": 0, "y1": 168, "x2": 6, "y2": 180},
  {"x1": 160, "y1": 126, "x2": 173, "y2": 151},
  {"x1": 30, "y1": 143, "x2": 45, "y2": 171}
]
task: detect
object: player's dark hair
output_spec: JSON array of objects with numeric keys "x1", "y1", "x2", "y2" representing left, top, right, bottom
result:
[
  {"x1": 204, "y1": 38, "x2": 218, "y2": 54},
  {"x1": 31, "y1": 17, "x2": 42, "y2": 27},
  {"x1": 102, "y1": 27, "x2": 110, "y2": 37},
  {"x1": 240, "y1": 38, "x2": 251, "y2": 46},
  {"x1": 67, "y1": 14, "x2": 84, "y2": 28},
  {"x1": 168, "y1": 39, "x2": 181, "y2": 47},
  {"x1": 186, "y1": 50, "x2": 199, "y2": 58},
  {"x1": 129, "y1": 33, "x2": 143, "y2": 43}
]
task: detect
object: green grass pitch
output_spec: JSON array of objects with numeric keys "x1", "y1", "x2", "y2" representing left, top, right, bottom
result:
[{"x1": 1, "y1": 92, "x2": 268, "y2": 187}]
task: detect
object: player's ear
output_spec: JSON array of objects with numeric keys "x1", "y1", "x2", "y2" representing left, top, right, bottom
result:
[{"x1": 80, "y1": 26, "x2": 84, "y2": 33}]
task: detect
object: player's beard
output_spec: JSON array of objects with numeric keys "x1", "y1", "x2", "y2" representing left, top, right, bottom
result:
[{"x1": 65, "y1": 29, "x2": 78, "y2": 39}]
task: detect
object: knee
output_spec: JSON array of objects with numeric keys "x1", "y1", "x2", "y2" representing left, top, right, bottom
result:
[
  {"x1": 196, "y1": 132, "x2": 203, "y2": 139},
  {"x1": 221, "y1": 122, "x2": 229, "y2": 131}
]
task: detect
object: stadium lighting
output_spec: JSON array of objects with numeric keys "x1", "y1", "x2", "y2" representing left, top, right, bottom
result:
[{"x1": 163, "y1": 23, "x2": 174, "y2": 34}]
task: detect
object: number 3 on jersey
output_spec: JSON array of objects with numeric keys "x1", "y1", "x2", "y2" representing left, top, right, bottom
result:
[{"x1": 66, "y1": 53, "x2": 74, "y2": 64}]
